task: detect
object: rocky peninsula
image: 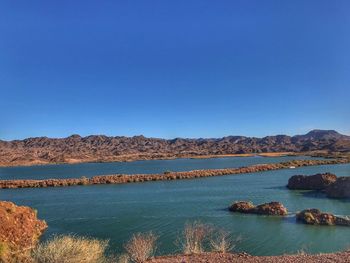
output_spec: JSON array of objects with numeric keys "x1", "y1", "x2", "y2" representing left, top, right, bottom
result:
[{"x1": 0, "y1": 159, "x2": 348, "y2": 189}]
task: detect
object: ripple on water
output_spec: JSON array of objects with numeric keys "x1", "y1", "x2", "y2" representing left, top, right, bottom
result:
[{"x1": 0, "y1": 158, "x2": 349, "y2": 256}]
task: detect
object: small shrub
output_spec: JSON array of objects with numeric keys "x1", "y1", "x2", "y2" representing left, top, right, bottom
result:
[
  {"x1": 296, "y1": 244, "x2": 310, "y2": 255},
  {"x1": 124, "y1": 232, "x2": 158, "y2": 263},
  {"x1": 209, "y1": 229, "x2": 240, "y2": 253},
  {"x1": 32, "y1": 235, "x2": 109, "y2": 263},
  {"x1": 296, "y1": 249, "x2": 307, "y2": 255},
  {"x1": 0, "y1": 242, "x2": 33, "y2": 263},
  {"x1": 117, "y1": 253, "x2": 130, "y2": 263},
  {"x1": 163, "y1": 171, "x2": 172, "y2": 175},
  {"x1": 0, "y1": 242, "x2": 9, "y2": 261},
  {"x1": 178, "y1": 221, "x2": 212, "y2": 254}
]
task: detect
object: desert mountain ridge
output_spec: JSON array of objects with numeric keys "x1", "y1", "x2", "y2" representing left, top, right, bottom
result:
[{"x1": 0, "y1": 129, "x2": 349, "y2": 166}]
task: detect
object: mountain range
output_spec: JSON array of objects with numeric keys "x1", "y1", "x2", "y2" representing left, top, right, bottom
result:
[{"x1": 0, "y1": 129, "x2": 349, "y2": 166}]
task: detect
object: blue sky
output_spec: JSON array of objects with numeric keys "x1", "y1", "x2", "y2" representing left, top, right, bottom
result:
[{"x1": 1, "y1": 1, "x2": 349, "y2": 140}]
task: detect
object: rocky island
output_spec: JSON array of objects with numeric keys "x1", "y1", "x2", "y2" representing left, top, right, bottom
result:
[
  {"x1": 296, "y1": 209, "x2": 350, "y2": 226},
  {"x1": 229, "y1": 201, "x2": 288, "y2": 215},
  {"x1": 287, "y1": 173, "x2": 337, "y2": 190},
  {"x1": 287, "y1": 173, "x2": 350, "y2": 199}
]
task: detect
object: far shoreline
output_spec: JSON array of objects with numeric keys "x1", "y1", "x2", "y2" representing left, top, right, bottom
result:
[{"x1": 0, "y1": 151, "x2": 313, "y2": 168}]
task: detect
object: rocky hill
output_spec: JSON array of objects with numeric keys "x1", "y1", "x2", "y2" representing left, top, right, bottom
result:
[{"x1": 0, "y1": 130, "x2": 349, "y2": 166}]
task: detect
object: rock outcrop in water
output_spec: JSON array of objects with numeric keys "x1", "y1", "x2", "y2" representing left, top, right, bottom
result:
[
  {"x1": 296, "y1": 209, "x2": 350, "y2": 226},
  {"x1": 325, "y1": 177, "x2": 350, "y2": 198},
  {"x1": 0, "y1": 159, "x2": 347, "y2": 189},
  {"x1": 0, "y1": 201, "x2": 47, "y2": 261},
  {"x1": 229, "y1": 201, "x2": 288, "y2": 216},
  {"x1": 287, "y1": 173, "x2": 350, "y2": 199},
  {"x1": 287, "y1": 173, "x2": 337, "y2": 190},
  {"x1": 0, "y1": 129, "x2": 349, "y2": 167}
]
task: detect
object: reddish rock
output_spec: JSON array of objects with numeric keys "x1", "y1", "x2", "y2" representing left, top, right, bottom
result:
[
  {"x1": 0, "y1": 201, "x2": 47, "y2": 261},
  {"x1": 254, "y1": 202, "x2": 288, "y2": 216},
  {"x1": 229, "y1": 201, "x2": 288, "y2": 216},
  {"x1": 229, "y1": 201, "x2": 255, "y2": 213},
  {"x1": 287, "y1": 173, "x2": 337, "y2": 190},
  {"x1": 325, "y1": 177, "x2": 350, "y2": 198},
  {"x1": 296, "y1": 209, "x2": 350, "y2": 226}
]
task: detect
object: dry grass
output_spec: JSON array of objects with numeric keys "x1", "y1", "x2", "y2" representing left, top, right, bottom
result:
[
  {"x1": 117, "y1": 253, "x2": 130, "y2": 263},
  {"x1": 178, "y1": 221, "x2": 213, "y2": 255},
  {"x1": 0, "y1": 242, "x2": 9, "y2": 262},
  {"x1": 124, "y1": 232, "x2": 158, "y2": 263},
  {"x1": 0, "y1": 242, "x2": 33, "y2": 263},
  {"x1": 31, "y1": 235, "x2": 109, "y2": 263},
  {"x1": 209, "y1": 229, "x2": 240, "y2": 253}
]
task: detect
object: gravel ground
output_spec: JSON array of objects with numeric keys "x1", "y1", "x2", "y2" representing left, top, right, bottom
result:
[{"x1": 149, "y1": 251, "x2": 350, "y2": 263}]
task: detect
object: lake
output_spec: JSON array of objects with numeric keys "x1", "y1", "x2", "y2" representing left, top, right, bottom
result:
[{"x1": 0, "y1": 156, "x2": 349, "y2": 256}]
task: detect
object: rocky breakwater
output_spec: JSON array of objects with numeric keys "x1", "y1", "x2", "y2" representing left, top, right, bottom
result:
[
  {"x1": 0, "y1": 159, "x2": 347, "y2": 189},
  {"x1": 325, "y1": 177, "x2": 350, "y2": 198},
  {"x1": 229, "y1": 201, "x2": 288, "y2": 216},
  {"x1": 287, "y1": 173, "x2": 337, "y2": 190},
  {"x1": 0, "y1": 201, "x2": 47, "y2": 262},
  {"x1": 296, "y1": 209, "x2": 350, "y2": 226}
]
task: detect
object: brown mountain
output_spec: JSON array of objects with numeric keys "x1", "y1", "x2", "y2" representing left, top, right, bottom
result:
[{"x1": 0, "y1": 129, "x2": 349, "y2": 166}]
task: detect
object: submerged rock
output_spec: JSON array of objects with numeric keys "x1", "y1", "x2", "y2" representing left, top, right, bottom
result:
[
  {"x1": 287, "y1": 173, "x2": 337, "y2": 190},
  {"x1": 296, "y1": 209, "x2": 350, "y2": 226},
  {"x1": 229, "y1": 201, "x2": 288, "y2": 216},
  {"x1": 325, "y1": 177, "x2": 350, "y2": 198},
  {"x1": 0, "y1": 201, "x2": 47, "y2": 261}
]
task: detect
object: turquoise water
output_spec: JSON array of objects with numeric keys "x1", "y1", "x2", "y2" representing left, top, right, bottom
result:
[
  {"x1": 0, "y1": 157, "x2": 349, "y2": 256},
  {"x1": 0, "y1": 155, "x2": 318, "y2": 180}
]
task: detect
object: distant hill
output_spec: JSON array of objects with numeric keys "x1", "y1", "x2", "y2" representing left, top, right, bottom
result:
[{"x1": 0, "y1": 130, "x2": 349, "y2": 166}]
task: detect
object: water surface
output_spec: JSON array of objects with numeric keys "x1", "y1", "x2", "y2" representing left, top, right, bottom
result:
[
  {"x1": 0, "y1": 155, "x2": 319, "y2": 180},
  {"x1": 0, "y1": 157, "x2": 349, "y2": 256}
]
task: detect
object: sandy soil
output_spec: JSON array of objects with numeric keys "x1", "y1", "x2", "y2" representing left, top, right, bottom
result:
[{"x1": 149, "y1": 251, "x2": 350, "y2": 263}]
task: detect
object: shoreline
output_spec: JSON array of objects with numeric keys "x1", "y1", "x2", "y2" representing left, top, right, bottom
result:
[
  {"x1": 149, "y1": 251, "x2": 350, "y2": 263},
  {"x1": 1, "y1": 158, "x2": 348, "y2": 189},
  {"x1": 0, "y1": 151, "x2": 331, "y2": 168}
]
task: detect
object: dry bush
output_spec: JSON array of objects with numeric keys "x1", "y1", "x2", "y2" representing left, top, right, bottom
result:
[
  {"x1": 124, "y1": 232, "x2": 158, "y2": 263},
  {"x1": 178, "y1": 221, "x2": 213, "y2": 255},
  {"x1": 0, "y1": 242, "x2": 33, "y2": 263},
  {"x1": 0, "y1": 242, "x2": 9, "y2": 262},
  {"x1": 209, "y1": 229, "x2": 241, "y2": 253},
  {"x1": 117, "y1": 253, "x2": 130, "y2": 263},
  {"x1": 31, "y1": 235, "x2": 109, "y2": 263},
  {"x1": 296, "y1": 249, "x2": 307, "y2": 255}
]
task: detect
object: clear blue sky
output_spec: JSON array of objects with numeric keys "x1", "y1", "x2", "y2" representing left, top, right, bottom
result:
[{"x1": 1, "y1": 1, "x2": 349, "y2": 140}]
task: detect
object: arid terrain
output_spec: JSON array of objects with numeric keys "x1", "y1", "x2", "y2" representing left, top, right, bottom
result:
[
  {"x1": 149, "y1": 251, "x2": 350, "y2": 263},
  {"x1": 0, "y1": 129, "x2": 349, "y2": 167}
]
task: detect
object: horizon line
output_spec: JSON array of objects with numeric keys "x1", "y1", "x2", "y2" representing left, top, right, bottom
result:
[{"x1": 1, "y1": 129, "x2": 348, "y2": 142}]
